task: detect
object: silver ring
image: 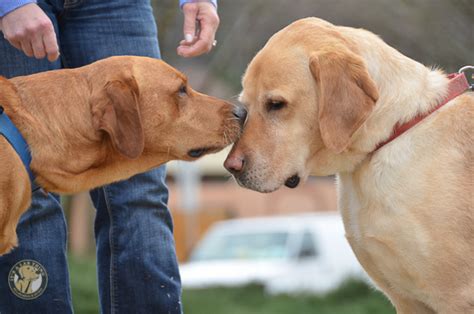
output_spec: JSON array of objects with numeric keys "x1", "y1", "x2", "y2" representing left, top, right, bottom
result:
[
  {"x1": 212, "y1": 40, "x2": 217, "y2": 47},
  {"x1": 458, "y1": 65, "x2": 474, "y2": 74}
]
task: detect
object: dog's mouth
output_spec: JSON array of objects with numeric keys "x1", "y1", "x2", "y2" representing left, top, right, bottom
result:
[
  {"x1": 234, "y1": 174, "x2": 301, "y2": 193},
  {"x1": 284, "y1": 174, "x2": 300, "y2": 189},
  {"x1": 187, "y1": 147, "x2": 220, "y2": 159}
]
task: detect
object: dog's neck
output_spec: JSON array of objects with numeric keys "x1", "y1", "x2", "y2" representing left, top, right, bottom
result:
[
  {"x1": 0, "y1": 77, "x2": 22, "y2": 112},
  {"x1": 308, "y1": 27, "x2": 451, "y2": 177},
  {"x1": 343, "y1": 27, "x2": 450, "y2": 154}
]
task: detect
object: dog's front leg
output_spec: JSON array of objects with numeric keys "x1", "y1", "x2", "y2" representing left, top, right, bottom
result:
[{"x1": 0, "y1": 138, "x2": 32, "y2": 255}]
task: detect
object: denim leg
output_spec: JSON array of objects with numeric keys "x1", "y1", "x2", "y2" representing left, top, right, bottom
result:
[
  {"x1": 58, "y1": 1, "x2": 181, "y2": 313},
  {"x1": 0, "y1": 192, "x2": 72, "y2": 314},
  {"x1": 58, "y1": 0, "x2": 160, "y2": 67},
  {"x1": 91, "y1": 167, "x2": 182, "y2": 314},
  {"x1": 0, "y1": 1, "x2": 72, "y2": 312}
]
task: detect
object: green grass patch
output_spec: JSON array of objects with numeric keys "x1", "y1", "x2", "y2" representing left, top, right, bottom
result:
[
  {"x1": 69, "y1": 255, "x2": 99, "y2": 314},
  {"x1": 69, "y1": 256, "x2": 395, "y2": 314},
  {"x1": 182, "y1": 280, "x2": 395, "y2": 314}
]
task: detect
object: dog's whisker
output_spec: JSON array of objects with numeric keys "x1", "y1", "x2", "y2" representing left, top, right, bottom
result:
[
  {"x1": 222, "y1": 126, "x2": 228, "y2": 144},
  {"x1": 224, "y1": 129, "x2": 229, "y2": 145}
]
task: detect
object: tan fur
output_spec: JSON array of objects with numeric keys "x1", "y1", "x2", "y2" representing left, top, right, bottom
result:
[
  {"x1": 0, "y1": 56, "x2": 240, "y2": 255},
  {"x1": 225, "y1": 18, "x2": 474, "y2": 313}
]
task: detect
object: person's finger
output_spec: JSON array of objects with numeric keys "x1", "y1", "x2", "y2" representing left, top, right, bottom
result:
[
  {"x1": 177, "y1": 35, "x2": 199, "y2": 56},
  {"x1": 177, "y1": 40, "x2": 208, "y2": 58},
  {"x1": 20, "y1": 39, "x2": 34, "y2": 57},
  {"x1": 178, "y1": 22, "x2": 215, "y2": 58},
  {"x1": 43, "y1": 28, "x2": 59, "y2": 61},
  {"x1": 182, "y1": 4, "x2": 198, "y2": 43},
  {"x1": 7, "y1": 39, "x2": 22, "y2": 51},
  {"x1": 179, "y1": 35, "x2": 198, "y2": 47},
  {"x1": 31, "y1": 34, "x2": 46, "y2": 59}
]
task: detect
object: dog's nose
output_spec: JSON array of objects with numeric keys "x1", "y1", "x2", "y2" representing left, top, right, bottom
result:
[
  {"x1": 224, "y1": 152, "x2": 245, "y2": 174},
  {"x1": 232, "y1": 105, "x2": 247, "y2": 126}
]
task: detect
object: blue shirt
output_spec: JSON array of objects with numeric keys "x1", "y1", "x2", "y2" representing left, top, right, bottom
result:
[
  {"x1": 179, "y1": 0, "x2": 217, "y2": 8},
  {"x1": 0, "y1": 0, "x2": 217, "y2": 17},
  {"x1": 0, "y1": 0, "x2": 35, "y2": 17}
]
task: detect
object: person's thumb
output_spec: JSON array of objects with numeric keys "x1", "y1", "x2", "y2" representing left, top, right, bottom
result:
[{"x1": 182, "y1": 4, "x2": 198, "y2": 43}]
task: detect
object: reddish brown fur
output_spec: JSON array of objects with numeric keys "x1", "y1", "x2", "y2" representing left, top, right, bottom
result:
[{"x1": 0, "y1": 56, "x2": 240, "y2": 255}]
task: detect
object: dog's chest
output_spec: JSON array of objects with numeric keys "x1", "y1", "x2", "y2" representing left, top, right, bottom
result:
[{"x1": 337, "y1": 171, "x2": 430, "y2": 298}]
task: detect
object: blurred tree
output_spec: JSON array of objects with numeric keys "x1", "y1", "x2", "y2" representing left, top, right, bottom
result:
[{"x1": 153, "y1": 0, "x2": 472, "y2": 94}]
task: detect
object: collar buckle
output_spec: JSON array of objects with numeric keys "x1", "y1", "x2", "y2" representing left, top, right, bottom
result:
[{"x1": 458, "y1": 65, "x2": 474, "y2": 91}]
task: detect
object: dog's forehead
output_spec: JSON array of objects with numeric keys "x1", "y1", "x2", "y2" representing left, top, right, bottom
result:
[
  {"x1": 134, "y1": 59, "x2": 185, "y2": 81},
  {"x1": 241, "y1": 52, "x2": 310, "y2": 106}
]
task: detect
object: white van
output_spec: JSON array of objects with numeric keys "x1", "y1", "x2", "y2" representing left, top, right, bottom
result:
[{"x1": 179, "y1": 213, "x2": 369, "y2": 295}]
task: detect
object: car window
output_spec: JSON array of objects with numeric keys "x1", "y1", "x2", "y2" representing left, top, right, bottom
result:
[
  {"x1": 191, "y1": 231, "x2": 290, "y2": 261},
  {"x1": 297, "y1": 231, "x2": 318, "y2": 259}
]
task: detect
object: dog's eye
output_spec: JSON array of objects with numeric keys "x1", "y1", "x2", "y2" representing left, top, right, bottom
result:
[
  {"x1": 179, "y1": 84, "x2": 187, "y2": 95},
  {"x1": 267, "y1": 100, "x2": 286, "y2": 111}
]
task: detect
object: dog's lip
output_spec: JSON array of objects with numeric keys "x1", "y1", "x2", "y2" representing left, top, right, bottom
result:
[
  {"x1": 187, "y1": 146, "x2": 220, "y2": 158},
  {"x1": 233, "y1": 176, "x2": 281, "y2": 194}
]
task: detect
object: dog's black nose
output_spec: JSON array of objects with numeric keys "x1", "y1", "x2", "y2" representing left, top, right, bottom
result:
[{"x1": 233, "y1": 106, "x2": 247, "y2": 126}]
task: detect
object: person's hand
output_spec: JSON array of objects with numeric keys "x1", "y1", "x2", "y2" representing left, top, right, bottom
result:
[
  {"x1": 177, "y1": 2, "x2": 219, "y2": 58},
  {"x1": 0, "y1": 3, "x2": 59, "y2": 62}
]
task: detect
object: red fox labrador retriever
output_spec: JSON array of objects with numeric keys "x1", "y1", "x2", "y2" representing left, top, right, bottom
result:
[
  {"x1": 0, "y1": 56, "x2": 243, "y2": 255},
  {"x1": 224, "y1": 18, "x2": 473, "y2": 313}
]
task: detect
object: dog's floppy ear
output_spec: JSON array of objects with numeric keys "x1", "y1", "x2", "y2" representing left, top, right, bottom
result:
[
  {"x1": 310, "y1": 48, "x2": 378, "y2": 153},
  {"x1": 91, "y1": 75, "x2": 144, "y2": 159}
]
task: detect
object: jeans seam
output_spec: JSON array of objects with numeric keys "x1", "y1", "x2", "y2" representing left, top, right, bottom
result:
[
  {"x1": 58, "y1": 197, "x2": 73, "y2": 311},
  {"x1": 102, "y1": 186, "x2": 118, "y2": 314}
]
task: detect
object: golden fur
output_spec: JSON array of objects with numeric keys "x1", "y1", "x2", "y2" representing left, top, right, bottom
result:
[
  {"x1": 225, "y1": 18, "x2": 474, "y2": 313},
  {"x1": 0, "y1": 56, "x2": 240, "y2": 255}
]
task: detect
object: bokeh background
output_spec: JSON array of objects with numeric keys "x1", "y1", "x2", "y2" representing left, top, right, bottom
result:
[{"x1": 65, "y1": 0, "x2": 472, "y2": 313}]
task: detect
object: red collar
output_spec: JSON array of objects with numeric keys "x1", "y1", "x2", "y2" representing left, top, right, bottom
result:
[{"x1": 373, "y1": 72, "x2": 470, "y2": 152}]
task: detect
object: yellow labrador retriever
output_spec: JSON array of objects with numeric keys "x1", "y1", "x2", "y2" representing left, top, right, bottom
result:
[
  {"x1": 224, "y1": 18, "x2": 473, "y2": 313},
  {"x1": 0, "y1": 56, "x2": 243, "y2": 255}
]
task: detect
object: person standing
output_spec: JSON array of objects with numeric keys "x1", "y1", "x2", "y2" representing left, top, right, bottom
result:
[{"x1": 0, "y1": 0, "x2": 219, "y2": 313}]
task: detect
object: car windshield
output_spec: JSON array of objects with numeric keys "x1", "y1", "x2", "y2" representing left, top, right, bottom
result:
[{"x1": 191, "y1": 231, "x2": 290, "y2": 261}]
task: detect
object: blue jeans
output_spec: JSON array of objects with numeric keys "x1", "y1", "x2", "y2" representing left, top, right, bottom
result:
[{"x1": 0, "y1": 1, "x2": 182, "y2": 313}]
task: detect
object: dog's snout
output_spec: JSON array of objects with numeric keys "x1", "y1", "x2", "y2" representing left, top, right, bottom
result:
[
  {"x1": 224, "y1": 152, "x2": 246, "y2": 175},
  {"x1": 232, "y1": 106, "x2": 247, "y2": 125}
]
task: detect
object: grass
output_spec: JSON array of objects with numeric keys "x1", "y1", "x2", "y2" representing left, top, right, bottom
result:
[
  {"x1": 182, "y1": 281, "x2": 395, "y2": 314},
  {"x1": 69, "y1": 256, "x2": 395, "y2": 314},
  {"x1": 68, "y1": 256, "x2": 100, "y2": 314}
]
